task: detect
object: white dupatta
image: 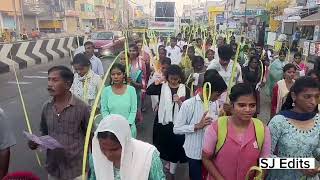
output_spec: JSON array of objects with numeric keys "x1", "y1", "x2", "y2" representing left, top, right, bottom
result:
[
  {"x1": 92, "y1": 114, "x2": 156, "y2": 180},
  {"x1": 158, "y1": 82, "x2": 186, "y2": 125}
]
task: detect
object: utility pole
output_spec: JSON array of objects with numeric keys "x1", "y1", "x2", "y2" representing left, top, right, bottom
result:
[
  {"x1": 244, "y1": 0, "x2": 247, "y2": 35},
  {"x1": 13, "y1": 0, "x2": 20, "y2": 38}
]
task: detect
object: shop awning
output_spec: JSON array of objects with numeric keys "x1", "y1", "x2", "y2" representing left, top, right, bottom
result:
[{"x1": 297, "y1": 12, "x2": 320, "y2": 26}]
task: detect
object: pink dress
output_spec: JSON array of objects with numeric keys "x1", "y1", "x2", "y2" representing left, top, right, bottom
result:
[{"x1": 202, "y1": 119, "x2": 271, "y2": 180}]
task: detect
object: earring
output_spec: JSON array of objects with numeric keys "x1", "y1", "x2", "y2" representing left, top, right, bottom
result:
[{"x1": 292, "y1": 102, "x2": 295, "y2": 107}]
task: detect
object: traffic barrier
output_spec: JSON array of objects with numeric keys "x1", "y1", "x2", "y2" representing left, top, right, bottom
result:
[{"x1": 0, "y1": 37, "x2": 78, "y2": 74}]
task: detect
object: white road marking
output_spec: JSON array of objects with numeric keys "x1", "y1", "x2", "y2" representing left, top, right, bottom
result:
[
  {"x1": 24, "y1": 75, "x2": 47, "y2": 79},
  {"x1": 7, "y1": 81, "x2": 32, "y2": 85}
]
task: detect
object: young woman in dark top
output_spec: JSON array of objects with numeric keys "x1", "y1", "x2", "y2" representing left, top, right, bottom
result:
[
  {"x1": 242, "y1": 56, "x2": 261, "y2": 117},
  {"x1": 147, "y1": 65, "x2": 187, "y2": 180}
]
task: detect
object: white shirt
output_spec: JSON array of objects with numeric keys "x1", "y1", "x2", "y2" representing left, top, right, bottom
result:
[
  {"x1": 90, "y1": 55, "x2": 104, "y2": 76},
  {"x1": 166, "y1": 45, "x2": 182, "y2": 65},
  {"x1": 207, "y1": 60, "x2": 243, "y2": 87},
  {"x1": 173, "y1": 94, "x2": 220, "y2": 160},
  {"x1": 177, "y1": 40, "x2": 187, "y2": 49},
  {"x1": 70, "y1": 70, "x2": 102, "y2": 106},
  {"x1": 214, "y1": 47, "x2": 219, "y2": 62}
]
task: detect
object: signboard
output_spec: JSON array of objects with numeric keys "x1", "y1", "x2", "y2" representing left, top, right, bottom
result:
[
  {"x1": 310, "y1": 42, "x2": 316, "y2": 55},
  {"x1": 39, "y1": 20, "x2": 63, "y2": 29},
  {"x1": 232, "y1": 10, "x2": 265, "y2": 17},
  {"x1": 303, "y1": 41, "x2": 310, "y2": 56},
  {"x1": 65, "y1": 10, "x2": 80, "y2": 17},
  {"x1": 149, "y1": 21, "x2": 174, "y2": 29},
  {"x1": 267, "y1": 32, "x2": 277, "y2": 46},
  {"x1": 316, "y1": 42, "x2": 320, "y2": 56},
  {"x1": 314, "y1": 25, "x2": 320, "y2": 41},
  {"x1": 216, "y1": 14, "x2": 225, "y2": 24}
]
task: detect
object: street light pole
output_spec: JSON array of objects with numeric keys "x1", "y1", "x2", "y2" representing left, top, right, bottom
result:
[
  {"x1": 13, "y1": 0, "x2": 20, "y2": 38},
  {"x1": 244, "y1": 0, "x2": 247, "y2": 35}
]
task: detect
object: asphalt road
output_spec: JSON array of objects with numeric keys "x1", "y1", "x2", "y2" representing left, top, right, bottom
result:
[{"x1": 0, "y1": 57, "x2": 271, "y2": 180}]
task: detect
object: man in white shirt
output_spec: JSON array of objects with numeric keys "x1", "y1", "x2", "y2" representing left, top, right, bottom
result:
[
  {"x1": 207, "y1": 45, "x2": 243, "y2": 105},
  {"x1": 165, "y1": 37, "x2": 182, "y2": 65},
  {"x1": 174, "y1": 70, "x2": 227, "y2": 180},
  {"x1": 214, "y1": 36, "x2": 225, "y2": 62},
  {"x1": 84, "y1": 41, "x2": 104, "y2": 76},
  {"x1": 177, "y1": 33, "x2": 187, "y2": 49}
]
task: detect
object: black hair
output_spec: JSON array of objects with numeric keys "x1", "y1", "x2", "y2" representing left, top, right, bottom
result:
[
  {"x1": 249, "y1": 47, "x2": 256, "y2": 53},
  {"x1": 188, "y1": 46, "x2": 195, "y2": 53},
  {"x1": 84, "y1": 41, "x2": 94, "y2": 47},
  {"x1": 281, "y1": 76, "x2": 320, "y2": 110},
  {"x1": 196, "y1": 38, "x2": 202, "y2": 43},
  {"x1": 158, "y1": 47, "x2": 167, "y2": 54},
  {"x1": 48, "y1": 65, "x2": 74, "y2": 85},
  {"x1": 283, "y1": 63, "x2": 297, "y2": 73},
  {"x1": 97, "y1": 131, "x2": 121, "y2": 145},
  {"x1": 129, "y1": 43, "x2": 138, "y2": 51},
  {"x1": 307, "y1": 69, "x2": 320, "y2": 78},
  {"x1": 218, "y1": 45, "x2": 233, "y2": 60},
  {"x1": 294, "y1": 52, "x2": 302, "y2": 58},
  {"x1": 71, "y1": 53, "x2": 91, "y2": 67},
  {"x1": 191, "y1": 56, "x2": 204, "y2": 67},
  {"x1": 183, "y1": 45, "x2": 188, "y2": 51},
  {"x1": 248, "y1": 55, "x2": 259, "y2": 66},
  {"x1": 135, "y1": 39, "x2": 143, "y2": 44},
  {"x1": 229, "y1": 83, "x2": 257, "y2": 103},
  {"x1": 111, "y1": 63, "x2": 126, "y2": 74},
  {"x1": 128, "y1": 43, "x2": 139, "y2": 58},
  {"x1": 160, "y1": 57, "x2": 171, "y2": 66},
  {"x1": 158, "y1": 45, "x2": 166, "y2": 51},
  {"x1": 205, "y1": 49, "x2": 215, "y2": 58},
  {"x1": 203, "y1": 69, "x2": 227, "y2": 94},
  {"x1": 110, "y1": 63, "x2": 127, "y2": 83},
  {"x1": 279, "y1": 50, "x2": 287, "y2": 56},
  {"x1": 165, "y1": 64, "x2": 184, "y2": 82},
  {"x1": 170, "y1": 37, "x2": 177, "y2": 41}
]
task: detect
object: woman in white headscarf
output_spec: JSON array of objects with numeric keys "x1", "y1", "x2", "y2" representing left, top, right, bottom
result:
[{"x1": 89, "y1": 114, "x2": 166, "y2": 180}]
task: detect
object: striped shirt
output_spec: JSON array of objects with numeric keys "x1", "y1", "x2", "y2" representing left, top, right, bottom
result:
[
  {"x1": 90, "y1": 55, "x2": 104, "y2": 76},
  {"x1": 173, "y1": 94, "x2": 219, "y2": 160},
  {"x1": 40, "y1": 94, "x2": 90, "y2": 179}
]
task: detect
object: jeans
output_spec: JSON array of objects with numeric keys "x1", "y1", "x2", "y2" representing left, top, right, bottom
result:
[{"x1": 188, "y1": 158, "x2": 202, "y2": 180}]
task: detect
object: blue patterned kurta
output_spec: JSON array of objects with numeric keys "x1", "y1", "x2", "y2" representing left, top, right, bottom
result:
[{"x1": 267, "y1": 114, "x2": 320, "y2": 180}]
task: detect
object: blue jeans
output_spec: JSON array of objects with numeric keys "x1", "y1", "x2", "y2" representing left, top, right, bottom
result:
[{"x1": 188, "y1": 158, "x2": 202, "y2": 180}]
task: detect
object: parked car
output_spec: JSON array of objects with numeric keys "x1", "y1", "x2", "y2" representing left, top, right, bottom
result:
[{"x1": 91, "y1": 31, "x2": 125, "y2": 57}]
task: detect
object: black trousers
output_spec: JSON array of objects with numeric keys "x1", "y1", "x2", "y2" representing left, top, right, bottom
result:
[{"x1": 188, "y1": 158, "x2": 202, "y2": 180}]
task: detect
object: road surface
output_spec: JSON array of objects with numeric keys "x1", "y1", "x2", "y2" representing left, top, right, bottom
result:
[{"x1": 0, "y1": 57, "x2": 271, "y2": 180}]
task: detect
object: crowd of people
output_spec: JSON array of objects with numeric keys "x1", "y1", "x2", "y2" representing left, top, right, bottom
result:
[{"x1": 1, "y1": 30, "x2": 320, "y2": 180}]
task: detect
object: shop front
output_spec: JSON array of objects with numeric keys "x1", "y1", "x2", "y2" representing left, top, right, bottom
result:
[
  {"x1": 39, "y1": 20, "x2": 63, "y2": 33},
  {"x1": 297, "y1": 12, "x2": 320, "y2": 69}
]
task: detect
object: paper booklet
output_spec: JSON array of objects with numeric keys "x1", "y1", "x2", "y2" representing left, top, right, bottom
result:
[{"x1": 24, "y1": 131, "x2": 63, "y2": 150}]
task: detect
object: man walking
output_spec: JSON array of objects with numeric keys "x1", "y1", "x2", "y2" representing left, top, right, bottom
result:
[{"x1": 28, "y1": 66, "x2": 90, "y2": 180}]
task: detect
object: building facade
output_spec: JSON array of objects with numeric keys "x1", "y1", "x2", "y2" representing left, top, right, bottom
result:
[{"x1": 0, "y1": 0, "x2": 22, "y2": 32}]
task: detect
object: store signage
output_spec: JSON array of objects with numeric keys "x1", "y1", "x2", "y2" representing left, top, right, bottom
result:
[
  {"x1": 232, "y1": 9, "x2": 265, "y2": 16},
  {"x1": 303, "y1": 41, "x2": 310, "y2": 56},
  {"x1": 315, "y1": 42, "x2": 320, "y2": 56},
  {"x1": 310, "y1": 42, "x2": 316, "y2": 55},
  {"x1": 149, "y1": 21, "x2": 174, "y2": 29}
]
